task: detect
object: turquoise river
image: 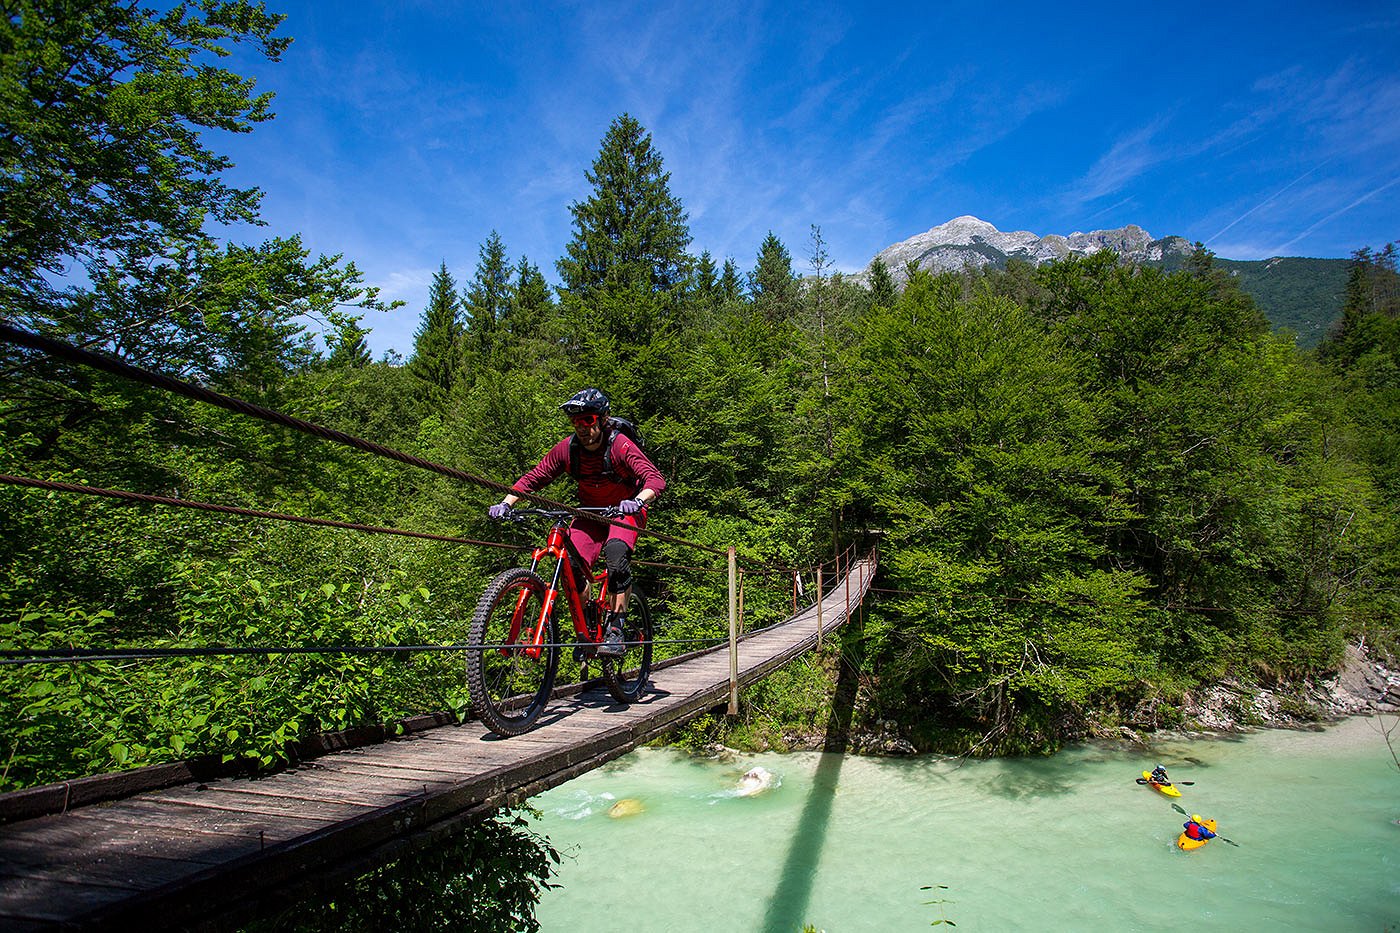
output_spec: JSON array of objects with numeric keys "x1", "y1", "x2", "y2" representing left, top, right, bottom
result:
[{"x1": 529, "y1": 715, "x2": 1398, "y2": 931}]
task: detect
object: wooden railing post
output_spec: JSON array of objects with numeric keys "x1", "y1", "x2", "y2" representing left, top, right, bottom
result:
[
  {"x1": 727, "y1": 546, "x2": 738, "y2": 715},
  {"x1": 815, "y1": 566, "x2": 824, "y2": 648},
  {"x1": 845, "y1": 547, "x2": 851, "y2": 620}
]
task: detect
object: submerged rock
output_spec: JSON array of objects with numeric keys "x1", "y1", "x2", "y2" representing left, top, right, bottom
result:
[
  {"x1": 607, "y1": 798, "x2": 644, "y2": 818},
  {"x1": 735, "y1": 766, "x2": 776, "y2": 797}
]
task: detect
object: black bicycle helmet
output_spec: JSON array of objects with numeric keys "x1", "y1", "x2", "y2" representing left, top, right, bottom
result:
[{"x1": 561, "y1": 387, "x2": 610, "y2": 416}]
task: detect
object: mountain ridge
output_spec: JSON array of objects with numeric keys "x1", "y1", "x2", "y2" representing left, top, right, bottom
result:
[{"x1": 861, "y1": 215, "x2": 1348, "y2": 346}]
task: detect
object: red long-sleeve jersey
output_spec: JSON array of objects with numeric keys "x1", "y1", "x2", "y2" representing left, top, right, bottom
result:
[{"x1": 512, "y1": 432, "x2": 665, "y2": 508}]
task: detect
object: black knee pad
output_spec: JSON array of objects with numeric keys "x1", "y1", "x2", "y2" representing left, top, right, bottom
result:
[{"x1": 602, "y1": 538, "x2": 633, "y2": 591}]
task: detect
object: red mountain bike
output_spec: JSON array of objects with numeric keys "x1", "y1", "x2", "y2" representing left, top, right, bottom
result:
[{"x1": 467, "y1": 507, "x2": 654, "y2": 736}]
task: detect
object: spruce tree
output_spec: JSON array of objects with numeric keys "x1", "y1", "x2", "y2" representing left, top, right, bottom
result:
[
  {"x1": 868, "y1": 257, "x2": 897, "y2": 308},
  {"x1": 750, "y1": 231, "x2": 797, "y2": 323},
  {"x1": 464, "y1": 231, "x2": 512, "y2": 360},
  {"x1": 719, "y1": 258, "x2": 744, "y2": 304},
  {"x1": 695, "y1": 250, "x2": 719, "y2": 304},
  {"x1": 409, "y1": 262, "x2": 463, "y2": 399},
  {"x1": 326, "y1": 318, "x2": 372, "y2": 369},
  {"x1": 508, "y1": 256, "x2": 554, "y2": 342},
  {"x1": 556, "y1": 113, "x2": 692, "y2": 299}
]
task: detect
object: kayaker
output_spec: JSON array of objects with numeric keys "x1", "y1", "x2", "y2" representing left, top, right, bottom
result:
[
  {"x1": 1183, "y1": 815, "x2": 1217, "y2": 841},
  {"x1": 1150, "y1": 765, "x2": 1171, "y2": 785}
]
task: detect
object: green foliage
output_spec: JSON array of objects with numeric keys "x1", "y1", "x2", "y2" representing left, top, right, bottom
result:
[
  {"x1": 1212, "y1": 256, "x2": 1350, "y2": 348},
  {"x1": 2, "y1": 56, "x2": 1396, "y2": 828},
  {"x1": 674, "y1": 653, "x2": 841, "y2": 753},
  {"x1": 868, "y1": 257, "x2": 897, "y2": 309},
  {"x1": 921, "y1": 883, "x2": 957, "y2": 927},
  {"x1": 750, "y1": 231, "x2": 798, "y2": 323},
  {"x1": 0, "y1": 541, "x2": 480, "y2": 788},
  {"x1": 464, "y1": 231, "x2": 513, "y2": 363},
  {"x1": 248, "y1": 810, "x2": 559, "y2": 932},
  {"x1": 327, "y1": 318, "x2": 373, "y2": 369},
  {"x1": 0, "y1": 0, "x2": 289, "y2": 312},
  {"x1": 410, "y1": 262, "x2": 465, "y2": 402},
  {"x1": 556, "y1": 113, "x2": 691, "y2": 300}
]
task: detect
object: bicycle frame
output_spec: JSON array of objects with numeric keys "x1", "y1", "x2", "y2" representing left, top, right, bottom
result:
[{"x1": 505, "y1": 511, "x2": 611, "y2": 659}]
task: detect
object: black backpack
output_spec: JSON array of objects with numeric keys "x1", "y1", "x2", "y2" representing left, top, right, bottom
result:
[{"x1": 567, "y1": 416, "x2": 647, "y2": 481}]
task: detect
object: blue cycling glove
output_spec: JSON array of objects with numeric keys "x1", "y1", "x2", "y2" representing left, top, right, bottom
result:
[
  {"x1": 488, "y1": 501, "x2": 513, "y2": 520},
  {"x1": 617, "y1": 498, "x2": 644, "y2": 515}
]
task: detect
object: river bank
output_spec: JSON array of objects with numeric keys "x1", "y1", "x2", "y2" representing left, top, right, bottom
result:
[
  {"x1": 698, "y1": 641, "x2": 1400, "y2": 758},
  {"x1": 1165, "y1": 642, "x2": 1400, "y2": 732}
]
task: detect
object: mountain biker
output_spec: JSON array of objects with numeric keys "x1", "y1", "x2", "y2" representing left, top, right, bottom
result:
[{"x1": 486, "y1": 388, "x2": 665, "y2": 658}]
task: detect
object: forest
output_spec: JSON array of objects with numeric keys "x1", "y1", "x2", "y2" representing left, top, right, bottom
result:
[{"x1": 3, "y1": 3, "x2": 1399, "y2": 803}]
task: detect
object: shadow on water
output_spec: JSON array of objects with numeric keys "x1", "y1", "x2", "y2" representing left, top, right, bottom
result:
[{"x1": 760, "y1": 644, "x2": 860, "y2": 933}]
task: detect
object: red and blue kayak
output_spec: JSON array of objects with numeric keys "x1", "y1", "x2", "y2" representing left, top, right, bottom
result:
[{"x1": 1177, "y1": 818, "x2": 1218, "y2": 850}]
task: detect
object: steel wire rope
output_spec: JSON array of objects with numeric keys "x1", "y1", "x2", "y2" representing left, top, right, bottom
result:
[
  {"x1": 1, "y1": 325, "x2": 877, "y2": 674},
  {"x1": 0, "y1": 476, "x2": 847, "y2": 663},
  {"x1": 0, "y1": 473, "x2": 528, "y2": 550},
  {"x1": 0, "y1": 634, "x2": 732, "y2": 666},
  {"x1": 2, "y1": 322, "x2": 851, "y2": 582},
  {"x1": 0, "y1": 323, "x2": 768, "y2": 564},
  {"x1": 0, "y1": 476, "x2": 738, "y2": 661}
]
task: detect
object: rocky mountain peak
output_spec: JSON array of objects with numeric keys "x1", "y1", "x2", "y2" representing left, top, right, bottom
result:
[{"x1": 868, "y1": 216, "x2": 1193, "y2": 280}]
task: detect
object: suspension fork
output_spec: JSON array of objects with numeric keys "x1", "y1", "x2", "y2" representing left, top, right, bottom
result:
[{"x1": 517, "y1": 520, "x2": 578, "y2": 659}]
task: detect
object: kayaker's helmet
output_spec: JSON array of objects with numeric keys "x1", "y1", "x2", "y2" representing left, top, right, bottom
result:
[
  {"x1": 1191, "y1": 814, "x2": 1202, "y2": 822},
  {"x1": 561, "y1": 388, "x2": 610, "y2": 417}
]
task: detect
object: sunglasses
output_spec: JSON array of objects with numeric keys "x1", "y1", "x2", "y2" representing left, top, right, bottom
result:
[{"x1": 569, "y1": 413, "x2": 599, "y2": 427}]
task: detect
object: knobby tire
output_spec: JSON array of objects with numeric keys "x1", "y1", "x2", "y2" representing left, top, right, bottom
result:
[{"x1": 467, "y1": 567, "x2": 559, "y2": 736}]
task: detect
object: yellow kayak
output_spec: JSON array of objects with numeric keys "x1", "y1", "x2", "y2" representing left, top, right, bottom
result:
[
  {"x1": 1177, "y1": 818, "x2": 1218, "y2": 850},
  {"x1": 1142, "y1": 770, "x2": 1182, "y2": 797}
]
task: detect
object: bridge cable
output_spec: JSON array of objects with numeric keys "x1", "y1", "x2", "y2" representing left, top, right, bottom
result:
[
  {"x1": 0, "y1": 323, "x2": 755, "y2": 563},
  {"x1": 0, "y1": 473, "x2": 525, "y2": 550}
]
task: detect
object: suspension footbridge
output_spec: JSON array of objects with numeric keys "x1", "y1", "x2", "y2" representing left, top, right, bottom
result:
[
  {"x1": 0, "y1": 324, "x2": 879, "y2": 930},
  {"x1": 0, "y1": 552, "x2": 874, "y2": 931}
]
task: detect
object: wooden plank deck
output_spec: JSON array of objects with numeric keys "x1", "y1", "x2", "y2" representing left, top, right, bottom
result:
[{"x1": 0, "y1": 555, "x2": 875, "y2": 931}]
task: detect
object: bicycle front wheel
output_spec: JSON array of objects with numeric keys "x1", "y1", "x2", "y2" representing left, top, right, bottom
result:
[
  {"x1": 467, "y1": 567, "x2": 559, "y2": 736},
  {"x1": 603, "y1": 590, "x2": 653, "y2": 704}
]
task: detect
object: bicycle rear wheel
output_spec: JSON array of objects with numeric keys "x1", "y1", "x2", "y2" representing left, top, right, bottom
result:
[
  {"x1": 603, "y1": 590, "x2": 653, "y2": 703},
  {"x1": 467, "y1": 567, "x2": 559, "y2": 736}
]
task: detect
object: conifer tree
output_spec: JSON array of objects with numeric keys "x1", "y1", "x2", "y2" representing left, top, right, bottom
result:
[
  {"x1": 409, "y1": 262, "x2": 463, "y2": 399},
  {"x1": 868, "y1": 257, "x2": 897, "y2": 308},
  {"x1": 695, "y1": 250, "x2": 719, "y2": 304},
  {"x1": 1186, "y1": 241, "x2": 1216, "y2": 277},
  {"x1": 719, "y1": 258, "x2": 744, "y2": 304},
  {"x1": 556, "y1": 114, "x2": 692, "y2": 299},
  {"x1": 326, "y1": 318, "x2": 372, "y2": 369},
  {"x1": 750, "y1": 231, "x2": 796, "y2": 323},
  {"x1": 508, "y1": 256, "x2": 554, "y2": 342},
  {"x1": 464, "y1": 231, "x2": 512, "y2": 360}
]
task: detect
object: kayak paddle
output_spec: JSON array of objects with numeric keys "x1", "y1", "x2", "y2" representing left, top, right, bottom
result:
[
  {"x1": 1136, "y1": 778, "x2": 1195, "y2": 786},
  {"x1": 1170, "y1": 801, "x2": 1239, "y2": 846}
]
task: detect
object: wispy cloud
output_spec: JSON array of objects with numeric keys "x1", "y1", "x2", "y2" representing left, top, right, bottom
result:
[
  {"x1": 1204, "y1": 159, "x2": 1334, "y2": 246},
  {"x1": 1273, "y1": 175, "x2": 1400, "y2": 255},
  {"x1": 1083, "y1": 196, "x2": 1137, "y2": 225},
  {"x1": 1062, "y1": 119, "x2": 1169, "y2": 209}
]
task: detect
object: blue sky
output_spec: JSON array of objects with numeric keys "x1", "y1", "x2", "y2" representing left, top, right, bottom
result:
[{"x1": 215, "y1": 2, "x2": 1400, "y2": 358}]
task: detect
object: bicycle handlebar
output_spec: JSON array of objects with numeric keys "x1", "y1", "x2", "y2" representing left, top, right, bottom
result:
[{"x1": 505, "y1": 505, "x2": 622, "y2": 522}]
